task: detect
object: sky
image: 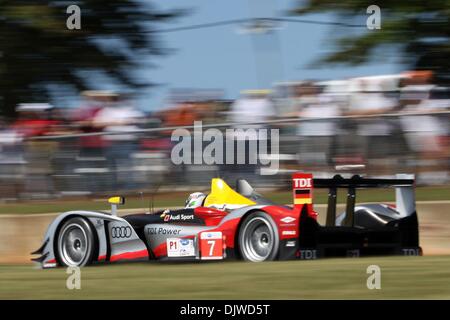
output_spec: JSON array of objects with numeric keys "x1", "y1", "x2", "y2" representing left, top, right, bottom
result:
[{"x1": 119, "y1": 1, "x2": 402, "y2": 111}]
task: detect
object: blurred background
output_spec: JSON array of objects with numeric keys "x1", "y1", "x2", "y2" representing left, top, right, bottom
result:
[
  {"x1": 0, "y1": 0, "x2": 448, "y2": 200},
  {"x1": 1, "y1": 1, "x2": 450, "y2": 299}
]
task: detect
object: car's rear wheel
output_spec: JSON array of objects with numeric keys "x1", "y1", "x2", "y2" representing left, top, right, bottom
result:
[
  {"x1": 238, "y1": 211, "x2": 279, "y2": 262},
  {"x1": 56, "y1": 217, "x2": 95, "y2": 267}
]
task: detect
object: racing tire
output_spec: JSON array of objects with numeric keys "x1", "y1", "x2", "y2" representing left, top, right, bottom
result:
[
  {"x1": 56, "y1": 217, "x2": 96, "y2": 267},
  {"x1": 238, "y1": 211, "x2": 279, "y2": 262}
]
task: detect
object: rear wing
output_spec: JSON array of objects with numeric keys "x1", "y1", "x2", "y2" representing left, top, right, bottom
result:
[{"x1": 292, "y1": 173, "x2": 416, "y2": 227}]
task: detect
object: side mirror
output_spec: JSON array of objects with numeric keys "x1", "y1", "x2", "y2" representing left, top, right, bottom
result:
[{"x1": 108, "y1": 196, "x2": 125, "y2": 215}]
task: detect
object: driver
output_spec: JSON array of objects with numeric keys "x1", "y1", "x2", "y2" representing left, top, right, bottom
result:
[{"x1": 185, "y1": 192, "x2": 207, "y2": 209}]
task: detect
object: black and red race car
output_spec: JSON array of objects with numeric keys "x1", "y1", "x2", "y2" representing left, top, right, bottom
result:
[{"x1": 32, "y1": 173, "x2": 421, "y2": 268}]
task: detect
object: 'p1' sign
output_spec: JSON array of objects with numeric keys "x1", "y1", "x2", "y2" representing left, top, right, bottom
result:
[{"x1": 292, "y1": 173, "x2": 313, "y2": 205}]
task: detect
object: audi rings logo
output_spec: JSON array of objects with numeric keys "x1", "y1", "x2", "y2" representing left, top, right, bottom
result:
[{"x1": 111, "y1": 226, "x2": 132, "y2": 238}]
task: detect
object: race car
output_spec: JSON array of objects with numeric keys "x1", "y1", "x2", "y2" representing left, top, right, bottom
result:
[{"x1": 32, "y1": 173, "x2": 421, "y2": 268}]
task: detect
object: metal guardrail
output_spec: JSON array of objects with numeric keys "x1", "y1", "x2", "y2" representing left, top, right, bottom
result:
[
  {"x1": 1, "y1": 109, "x2": 448, "y2": 200},
  {"x1": 28, "y1": 110, "x2": 450, "y2": 140}
]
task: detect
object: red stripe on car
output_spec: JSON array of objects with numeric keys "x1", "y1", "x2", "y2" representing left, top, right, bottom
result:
[{"x1": 110, "y1": 249, "x2": 148, "y2": 262}]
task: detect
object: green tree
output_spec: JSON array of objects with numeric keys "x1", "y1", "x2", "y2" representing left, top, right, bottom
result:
[
  {"x1": 0, "y1": 0, "x2": 180, "y2": 118},
  {"x1": 290, "y1": 0, "x2": 450, "y2": 84}
]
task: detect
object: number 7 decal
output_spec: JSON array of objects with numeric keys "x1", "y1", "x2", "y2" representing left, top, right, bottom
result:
[
  {"x1": 200, "y1": 232, "x2": 224, "y2": 260},
  {"x1": 207, "y1": 240, "x2": 215, "y2": 256}
]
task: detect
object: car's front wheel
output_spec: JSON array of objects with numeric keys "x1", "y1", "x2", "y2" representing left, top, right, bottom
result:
[
  {"x1": 238, "y1": 211, "x2": 279, "y2": 262},
  {"x1": 56, "y1": 217, "x2": 96, "y2": 267}
]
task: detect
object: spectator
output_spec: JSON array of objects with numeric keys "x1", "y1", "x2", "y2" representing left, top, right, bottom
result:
[
  {"x1": 0, "y1": 116, "x2": 24, "y2": 199},
  {"x1": 226, "y1": 90, "x2": 276, "y2": 178},
  {"x1": 228, "y1": 89, "x2": 276, "y2": 129},
  {"x1": 93, "y1": 94, "x2": 144, "y2": 190},
  {"x1": 12, "y1": 103, "x2": 58, "y2": 138},
  {"x1": 346, "y1": 79, "x2": 397, "y2": 168},
  {"x1": 398, "y1": 71, "x2": 449, "y2": 172},
  {"x1": 11, "y1": 103, "x2": 59, "y2": 197},
  {"x1": 296, "y1": 83, "x2": 341, "y2": 167},
  {"x1": 71, "y1": 91, "x2": 116, "y2": 193}
]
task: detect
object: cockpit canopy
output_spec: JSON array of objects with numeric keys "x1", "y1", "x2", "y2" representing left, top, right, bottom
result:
[{"x1": 203, "y1": 178, "x2": 274, "y2": 210}]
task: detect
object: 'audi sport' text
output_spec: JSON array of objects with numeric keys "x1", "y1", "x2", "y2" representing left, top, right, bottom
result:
[{"x1": 164, "y1": 214, "x2": 195, "y2": 222}]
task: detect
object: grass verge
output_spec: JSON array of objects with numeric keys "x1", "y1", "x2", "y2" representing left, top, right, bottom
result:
[{"x1": 1, "y1": 256, "x2": 450, "y2": 299}]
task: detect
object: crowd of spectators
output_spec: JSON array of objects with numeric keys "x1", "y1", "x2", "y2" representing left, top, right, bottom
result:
[
  {"x1": 280, "y1": 71, "x2": 449, "y2": 176},
  {"x1": 0, "y1": 71, "x2": 449, "y2": 200}
]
